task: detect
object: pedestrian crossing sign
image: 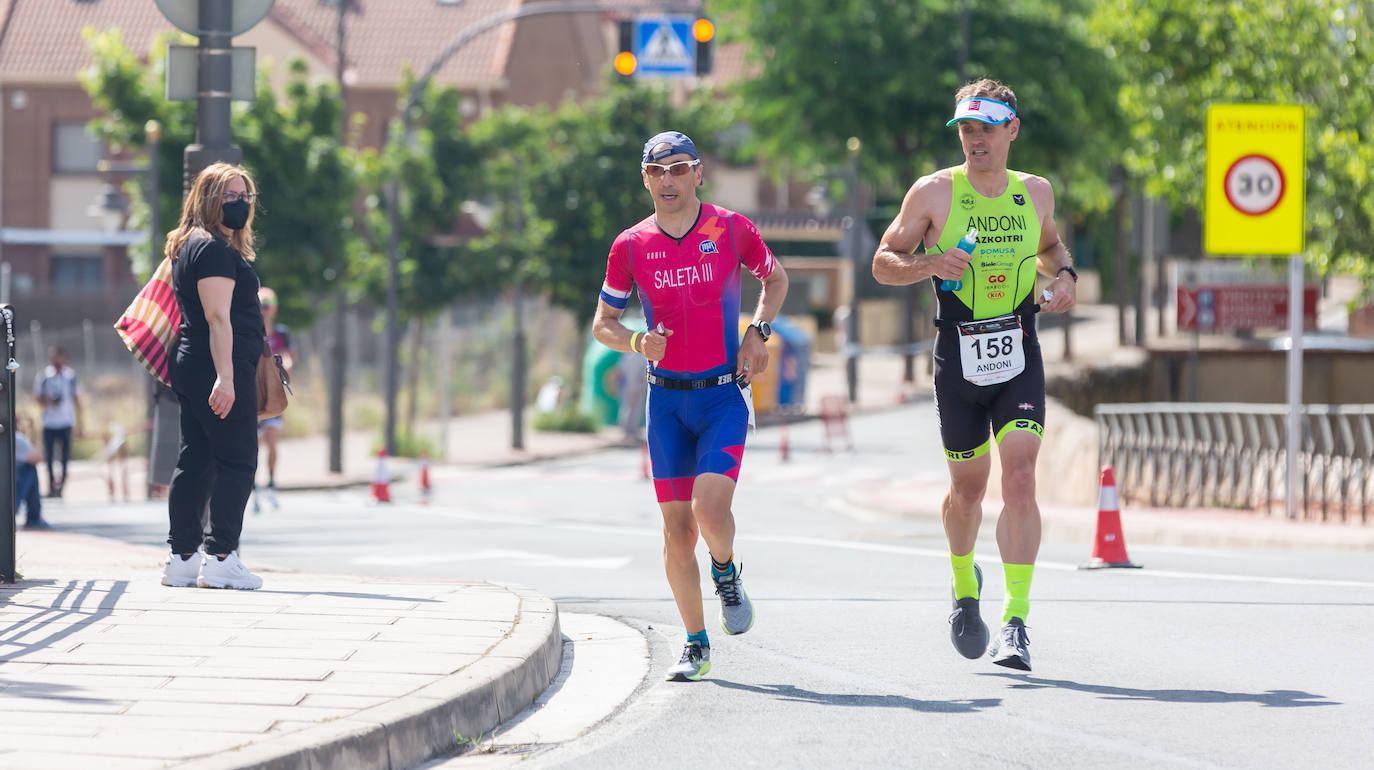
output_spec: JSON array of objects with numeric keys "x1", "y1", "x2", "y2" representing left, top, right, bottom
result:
[{"x1": 635, "y1": 16, "x2": 695, "y2": 76}]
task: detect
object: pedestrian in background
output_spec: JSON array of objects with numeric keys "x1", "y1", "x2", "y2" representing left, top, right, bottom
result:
[
  {"x1": 33, "y1": 346, "x2": 82, "y2": 498},
  {"x1": 14, "y1": 415, "x2": 49, "y2": 529},
  {"x1": 253, "y1": 286, "x2": 293, "y2": 513},
  {"x1": 159, "y1": 162, "x2": 265, "y2": 591}
]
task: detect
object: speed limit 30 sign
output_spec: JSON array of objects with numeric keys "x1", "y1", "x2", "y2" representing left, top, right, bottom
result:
[{"x1": 1205, "y1": 104, "x2": 1305, "y2": 255}]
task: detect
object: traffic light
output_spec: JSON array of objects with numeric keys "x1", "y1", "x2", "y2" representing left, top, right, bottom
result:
[
  {"x1": 692, "y1": 17, "x2": 714, "y2": 76},
  {"x1": 615, "y1": 19, "x2": 636, "y2": 77}
]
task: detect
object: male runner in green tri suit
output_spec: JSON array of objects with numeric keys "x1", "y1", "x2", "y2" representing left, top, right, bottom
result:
[{"x1": 871, "y1": 79, "x2": 1078, "y2": 671}]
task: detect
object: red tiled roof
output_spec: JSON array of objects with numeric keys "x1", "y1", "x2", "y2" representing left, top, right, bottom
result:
[
  {"x1": 0, "y1": 0, "x2": 523, "y2": 89},
  {"x1": 0, "y1": 1, "x2": 746, "y2": 91},
  {"x1": 0, "y1": 0, "x2": 170, "y2": 83},
  {"x1": 270, "y1": 0, "x2": 521, "y2": 90}
]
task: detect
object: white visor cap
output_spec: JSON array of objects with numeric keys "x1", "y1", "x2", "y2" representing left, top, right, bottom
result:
[{"x1": 946, "y1": 97, "x2": 1016, "y2": 127}]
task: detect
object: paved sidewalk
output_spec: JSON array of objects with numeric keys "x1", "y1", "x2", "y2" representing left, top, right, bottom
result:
[{"x1": 0, "y1": 532, "x2": 561, "y2": 770}]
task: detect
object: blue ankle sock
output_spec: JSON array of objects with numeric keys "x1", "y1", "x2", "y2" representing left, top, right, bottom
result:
[
  {"x1": 687, "y1": 630, "x2": 709, "y2": 647},
  {"x1": 710, "y1": 554, "x2": 735, "y2": 578}
]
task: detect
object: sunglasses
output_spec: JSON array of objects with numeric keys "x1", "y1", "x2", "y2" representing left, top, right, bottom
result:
[{"x1": 641, "y1": 160, "x2": 701, "y2": 178}]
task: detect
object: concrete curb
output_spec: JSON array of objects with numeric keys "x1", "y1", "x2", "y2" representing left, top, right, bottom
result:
[{"x1": 173, "y1": 588, "x2": 563, "y2": 770}]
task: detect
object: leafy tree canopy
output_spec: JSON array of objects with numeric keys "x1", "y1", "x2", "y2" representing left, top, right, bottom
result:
[
  {"x1": 1091, "y1": 0, "x2": 1374, "y2": 281},
  {"x1": 81, "y1": 30, "x2": 355, "y2": 327},
  {"x1": 713, "y1": 0, "x2": 1124, "y2": 215}
]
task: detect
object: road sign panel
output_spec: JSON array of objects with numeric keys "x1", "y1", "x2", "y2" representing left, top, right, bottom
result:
[
  {"x1": 156, "y1": 0, "x2": 275, "y2": 37},
  {"x1": 634, "y1": 16, "x2": 695, "y2": 76},
  {"x1": 1176, "y1": 285, "x2": 1316, "y2": 332},
  {"x1": 1205, "y1": 104, "x2": 1305, "y2": 255}
]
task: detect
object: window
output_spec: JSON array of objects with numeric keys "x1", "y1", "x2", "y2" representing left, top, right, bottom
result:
[
  {"x1": 53, "y1": 122, "x2": 102, "y2": 175},
  {"x1": 50, "y1": 255, "x2": 103, "y2": 290}
]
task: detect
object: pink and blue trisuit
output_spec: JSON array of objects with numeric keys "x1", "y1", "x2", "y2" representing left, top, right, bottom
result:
[{"x1": 599, "y1": 203, "x2": 778, "y2": 503}]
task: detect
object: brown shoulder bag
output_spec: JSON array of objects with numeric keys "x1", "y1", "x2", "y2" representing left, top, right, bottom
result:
[{"x1": 256, "y1": 347, "x2": 291, "y2": 420}]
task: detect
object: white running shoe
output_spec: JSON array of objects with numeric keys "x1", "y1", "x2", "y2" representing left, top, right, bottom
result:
[
  {"x1": 266, "y1": 485, "x2": 279, "y2": 511},
  {"x1": 160, "y1": 551, "x2": 201, "y2": 587},
  {"x1": 197, "y1": 551, "x2": 263, "y2": 590}
]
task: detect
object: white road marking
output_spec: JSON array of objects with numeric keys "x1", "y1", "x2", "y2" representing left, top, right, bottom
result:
[{"x1": 352, "y1": 549, "x2": 632, "y2": 570}]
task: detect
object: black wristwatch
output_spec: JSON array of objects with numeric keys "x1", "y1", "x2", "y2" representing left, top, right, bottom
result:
[
  {"x1": 749, "y1": 320, "x2": 772, "y2": 342},
  {"x1": 1056, "y1": 265, "x2": 1078, "y2": 283}
]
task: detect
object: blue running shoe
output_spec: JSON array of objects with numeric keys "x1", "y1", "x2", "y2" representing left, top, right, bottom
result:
[{"x1": 949, "y1": 563, "x2": 988, "y2": 660}]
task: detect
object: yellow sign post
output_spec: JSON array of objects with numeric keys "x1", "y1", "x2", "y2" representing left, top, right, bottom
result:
[
  {"x1": 1205, "y1": 103, "x2": 1308, "y2": 521},
  {"x1": 1204, "y1": 104, "x2": 1305, "y2": 255}
]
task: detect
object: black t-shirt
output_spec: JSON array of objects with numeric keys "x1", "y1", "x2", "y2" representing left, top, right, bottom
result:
[{"x1": 173, "y1": 231, "x2": 264, "y2": 361}]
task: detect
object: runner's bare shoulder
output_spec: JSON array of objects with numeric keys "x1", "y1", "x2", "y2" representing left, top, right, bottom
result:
[{"x1": 1016, "y1": 171, "x2": 1055, "y2": 213}]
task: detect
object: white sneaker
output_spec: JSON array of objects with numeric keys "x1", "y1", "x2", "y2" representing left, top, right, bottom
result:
[
  {"x1": 160, "y1": 551, "x2": 201, "y2": 587},
  {"x1": 266, "y1": 485, "x2": 279, "y2": 511},
  {"x1": 197, "y1": 551, "x2": 263, "y2": 590}
]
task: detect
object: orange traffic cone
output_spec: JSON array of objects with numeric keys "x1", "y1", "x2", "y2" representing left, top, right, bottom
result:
[
  {"x1": 371, "y1": 448, "x2": 392, "y2": 503},
  {"x1": 418, "y1": 451, "x2": 432, "y2": 502},
  {"x1": 1080, "y1": 465, "x2": 1141, "y2": 569}
]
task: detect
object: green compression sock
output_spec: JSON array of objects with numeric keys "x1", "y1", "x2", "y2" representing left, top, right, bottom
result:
[
  {"x1": 1003, "y1": 563, "x2": 1034, "y2": 623},
  {"x1": 951, "y1": 550, "x2": 979, "y2": 600}
]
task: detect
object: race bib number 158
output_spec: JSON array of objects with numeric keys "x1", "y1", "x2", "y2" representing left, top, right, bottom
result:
[{"x1": 957, "y1": 315, "x2": 1025, "y2": 386}]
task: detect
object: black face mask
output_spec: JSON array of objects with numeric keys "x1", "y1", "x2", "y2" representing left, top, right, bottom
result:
[{"x1": 221, "y1": 200, "x2": 251, "y2": 231}]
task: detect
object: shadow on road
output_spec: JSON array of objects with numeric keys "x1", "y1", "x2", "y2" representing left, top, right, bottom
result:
[
  {"x1": 711, "y1": 680, "x2": 1001, "y2": 713},
  {"x1": 980, "y1": 673, "x2": 1338, "y2": 708}
]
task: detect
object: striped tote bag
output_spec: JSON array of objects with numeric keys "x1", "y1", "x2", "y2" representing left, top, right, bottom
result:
[{"x1": 114, "y1": 257, "x2": 180, "y2": 386}]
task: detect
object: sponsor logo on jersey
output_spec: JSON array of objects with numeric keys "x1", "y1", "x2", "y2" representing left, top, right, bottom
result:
[
  {"x1": 1012, "y1": 194, "x2": 1025, "y2": 206},
  {"x1": 654, "y1": 262, "x2": 715, "y2": 289},
  {"x1": 987, "y1": 290, "x2": 1006, "y2": 300},
  {"x1": 960, "y1": 193, "x2": 976, "y2": 211},
  {"x1": 647, "y1": 250, "x2": 668, "y2": 260},
  {"x1": 699, "y1": 240, "x2": 718, "y2": 254}
]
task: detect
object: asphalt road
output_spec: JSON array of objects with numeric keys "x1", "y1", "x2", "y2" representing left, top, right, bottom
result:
[{"x1": 44, "y1": 403, "x2": 1374, "y2": 769}]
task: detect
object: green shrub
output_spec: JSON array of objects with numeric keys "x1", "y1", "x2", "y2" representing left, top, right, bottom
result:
[
  {"x1": 372, "y1": 429, "x2": 437, "y2": 459},
  {"x1": 532, "y1": 408, "x2": 599, "y2": 434}
]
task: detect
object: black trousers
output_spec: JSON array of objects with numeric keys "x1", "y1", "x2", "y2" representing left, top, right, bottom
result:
[
  {"x1": 167, "y1": 353, "x2": 258, "y2": 555},
  {"x1": 42, "y1": 426, "x2": 72, "y2": 493}
]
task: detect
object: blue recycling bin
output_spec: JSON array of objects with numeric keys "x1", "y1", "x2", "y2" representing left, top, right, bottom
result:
[{"x1": 772, "y1": 315, "x2": 812, "y2": 411}]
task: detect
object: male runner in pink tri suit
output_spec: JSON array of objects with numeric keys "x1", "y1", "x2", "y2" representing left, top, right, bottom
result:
[{"x1": 592, "y1": 131, "x2": 789, "y2": 681}]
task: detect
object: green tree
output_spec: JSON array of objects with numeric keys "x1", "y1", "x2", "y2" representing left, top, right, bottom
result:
[
  {"x1": 1091, "y1": 0, "x2": 1374, "y2": 283},
  {"x1": 470, "y1": 79, "x2": 728, "y2": 329},
  {"x1": 353, "y1": 75, "x2": 487, "y2": 322},
  {"x1": 712, "y1": 0, "x2": 1124, "y2": 214},
  {"x1": 80, "y1": 29, "x2": 356, "y2": 328}
]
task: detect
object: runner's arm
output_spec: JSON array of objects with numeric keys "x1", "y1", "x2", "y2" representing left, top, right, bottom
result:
[
  {"x1": 873, "y1": 174, "x2": 965, "y2": 285},
  {"x1": 1028, "y1": 176, "x2": 1076, "y2": 312}
]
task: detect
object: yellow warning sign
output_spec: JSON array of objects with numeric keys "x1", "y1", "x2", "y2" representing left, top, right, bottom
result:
[{"x1": 1205, "y1": 104, "x2": 1305, "y2": 255}]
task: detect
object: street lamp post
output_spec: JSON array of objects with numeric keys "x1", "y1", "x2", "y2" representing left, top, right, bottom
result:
[
  {"x1": 96, "y1": 121, "x2": 167, "y2": 498},
  {"x1": 842, "y1": 137, "x2": 863, "y2": 404}
]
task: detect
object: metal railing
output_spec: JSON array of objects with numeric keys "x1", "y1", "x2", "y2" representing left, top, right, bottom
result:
[{"x1": 1095, "y1": 402, "x2": 1374, "y2": 524}]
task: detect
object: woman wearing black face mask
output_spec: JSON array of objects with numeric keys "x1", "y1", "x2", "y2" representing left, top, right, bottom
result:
[{"x1": 160, "y1": 162, "x2": 266, "y2": 590}]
